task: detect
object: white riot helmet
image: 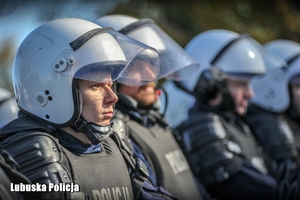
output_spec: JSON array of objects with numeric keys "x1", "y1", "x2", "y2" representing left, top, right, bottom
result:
[
  {"x1": 178, "y1": 29, "x2": 285, "y2": 101},
  {"x1": 13, "y1": 18, "x2": 160, "y2": 128},
  {"x1": 94, "y1": 14, "x2": 200, "y2": 84},
  {"x1": 250, "y1": 40, "x2": 300, "y2": 113},
  {"x1": 0, "y1": 88, "x2": 18, "y2": 128}
]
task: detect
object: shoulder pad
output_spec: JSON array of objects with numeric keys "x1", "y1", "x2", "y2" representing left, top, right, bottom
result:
[
  {"x1": 1, "y1": 131, "x2": 71, "y2": 184},
  {"x1": 179, "y1": 113, "x2": 227, "y2": 152},
  {"x1": 245, "y1": 106, "x2": 298, "y2": 160},
  {"x1": 175, "y1": 112, "x2": 242, "y2": 186}
]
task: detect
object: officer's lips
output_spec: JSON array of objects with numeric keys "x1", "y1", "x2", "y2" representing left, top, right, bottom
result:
[
  {"x1": 240, "y1": 100, "x2": 248, "y2": 108},
  {"x1": 103, "y1": 111, "x2": 113, "y2": 119}
]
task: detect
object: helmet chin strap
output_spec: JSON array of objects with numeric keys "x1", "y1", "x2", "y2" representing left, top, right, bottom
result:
[
  {"x1": 219, "y1": 91, "x2": 236, "y2": 112},
  {"x1": 71, "y1": 116, "x2": 114, "y2": 144}
]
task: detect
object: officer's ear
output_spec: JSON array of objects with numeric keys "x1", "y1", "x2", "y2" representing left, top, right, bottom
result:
[{"x1": 194, "y1": 70, "x2": 219, "y2": 101}]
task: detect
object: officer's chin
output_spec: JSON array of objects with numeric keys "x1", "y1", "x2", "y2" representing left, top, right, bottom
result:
[{"x1": 236, "y1": 106, "x2": 247, "y2": 116}]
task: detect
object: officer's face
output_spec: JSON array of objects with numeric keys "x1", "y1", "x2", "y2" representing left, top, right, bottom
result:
[
  {"x1": 226, "y1": 77, "x2": 254, "y2": 115},
  {"x1": 291, "y1": 83, "x2": 300, "y2": 114},
  {"x1": 77, "y1": 72, "x2": 118, "y2": 126},
  {"x1": 119, "y1": 81, "x2": 158, "y2": 108}
]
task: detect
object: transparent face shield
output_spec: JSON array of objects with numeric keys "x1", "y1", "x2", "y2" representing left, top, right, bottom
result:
[
  {"x1": 53, "y1": 28, "x2": 160, "y2": 85},
  {"x1": 120, "y1": 19, "x2": 200, "y2": 81},
  {"x1": 287, "y1": 56, "x2": 300, "y2": 85},
  {"x1": 210, "y1": 67, "x2": 252, "y2": 82},
  {"x1": 236, "y1": 38, "x2": 290, "y2": 113}
]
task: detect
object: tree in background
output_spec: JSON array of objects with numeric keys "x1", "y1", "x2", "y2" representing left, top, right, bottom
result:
[{"x1": 112, "y1": 0, "x2": 300, "y2": 46}]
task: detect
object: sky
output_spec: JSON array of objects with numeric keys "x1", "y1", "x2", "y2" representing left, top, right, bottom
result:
[
  {"x1": 0, "y1": 0, "x2": 128, "y2": 47},
  {"x1": 1, "y1": 6, "x2": 38, "y2": 46}
]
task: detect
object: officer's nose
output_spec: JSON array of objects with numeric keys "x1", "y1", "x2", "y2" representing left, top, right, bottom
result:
[
  {"x1": 245, "y1": 84, "x2": 254, "y2": 99},
  {"x1": 104, "y1": 87, "x2": 118, "y2": 105}
]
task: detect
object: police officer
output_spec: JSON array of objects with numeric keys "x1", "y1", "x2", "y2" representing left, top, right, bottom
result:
[
  {"x1": 173, "y1": 29, "x2": 300, "y2": 200},
  {"x1": 95, "y1": 15, "x2": 211, "y2": 200},
  {"x1": 0, "y1": 17, "x2": 177, "y2": 200},
  {"x1": 246, "y1": 40, "x2": 300, "y2": 162},
  {"x1": 0, "y1": 87, "x2": 18, "y2": 128}
]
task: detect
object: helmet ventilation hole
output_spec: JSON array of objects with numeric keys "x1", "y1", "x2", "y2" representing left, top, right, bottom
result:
[{"x1": 35, "y1": 93, "x2": 47, "y2": 107}]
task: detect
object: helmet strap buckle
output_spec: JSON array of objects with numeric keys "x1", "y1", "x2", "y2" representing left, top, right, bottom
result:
[{"x1": 71, "y1": 116, "x2": 114, "y2": 144}]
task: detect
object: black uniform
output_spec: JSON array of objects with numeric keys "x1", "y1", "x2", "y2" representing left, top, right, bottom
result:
[
  {"x1": 112, "y1": 93, "x2": 209, "y2": 200},
  {"x1": 175, "y1": 102, "x2": 300, "y2": 200},
  {"x1": 0, "y1": 113, "x2": 177, "y2": 200},
  {"x1": 244, "y1": 104, "x2": 300, "y2": 165}
]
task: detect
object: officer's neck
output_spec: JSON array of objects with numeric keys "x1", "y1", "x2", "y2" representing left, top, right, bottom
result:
[{"x1": 60, "y1": 127, "x2": 91, "y2": 145}]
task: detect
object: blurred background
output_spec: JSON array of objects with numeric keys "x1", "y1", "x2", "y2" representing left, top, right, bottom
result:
[{"x1": 1, "y1": 0, "x2": 300, "y2": 92}]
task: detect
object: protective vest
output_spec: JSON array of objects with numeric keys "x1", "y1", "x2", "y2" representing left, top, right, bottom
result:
[
  {"x1": 116, "y1": 111, "x2": 203, "y2": 200},
  {"x1": 0, "y1": 117, "x2": 136, "y2": 200},
  {"x1": 3, "y1": 132, "x2": 134, "y2": 200}
]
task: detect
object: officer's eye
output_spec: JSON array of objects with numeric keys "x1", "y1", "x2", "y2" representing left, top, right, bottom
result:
[{"x1": 91, "y1": 83, "x2": 102, "y2": 89}]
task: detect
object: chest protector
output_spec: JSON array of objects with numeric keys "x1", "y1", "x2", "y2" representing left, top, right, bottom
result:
[
  {"x1": 62, "y1": 138, "x2": 134, "y2": 200},
  {"x1": 126, "y1": 119, "x2": 203, "y2": 200},
  {"x1": 219, "y1": 117, "x2": 268, "y2": 174}
]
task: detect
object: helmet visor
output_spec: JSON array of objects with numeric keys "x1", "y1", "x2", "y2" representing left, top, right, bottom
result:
[
  {"x1": 288, "y1": 56, "x2": 300, "y2": 85},
  {"x1": 126, "y1": 20, "x2": 200, "y2": 81},
  {"x1": 175, "y1": 35, "x2": 286, "y2": 94},
  {"x1": 53, "y1": 28, "x2": 160, "y2": 86}
]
